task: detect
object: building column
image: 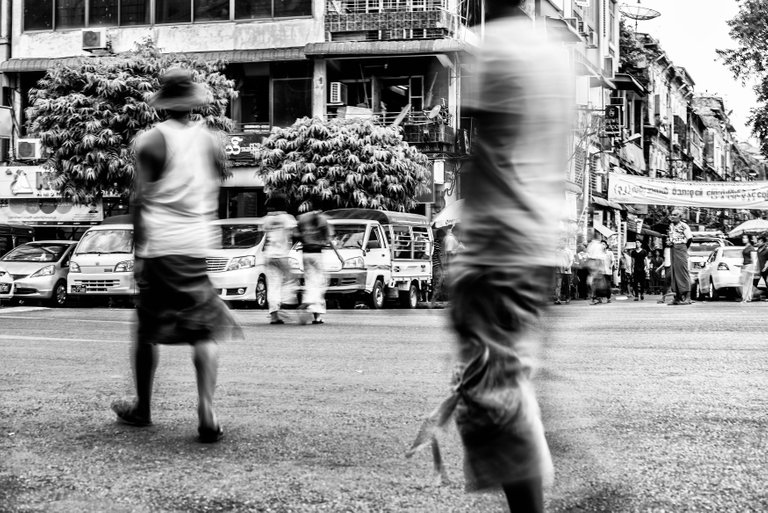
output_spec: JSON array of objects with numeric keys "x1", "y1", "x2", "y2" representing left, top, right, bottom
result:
[{"x1": 312, "y1": 59, "x2": 327, "y2": 120}]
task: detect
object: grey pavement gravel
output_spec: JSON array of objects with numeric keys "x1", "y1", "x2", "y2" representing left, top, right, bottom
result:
[{"x1": 1, "y1": 297, "x2": 767, "y2": 512}]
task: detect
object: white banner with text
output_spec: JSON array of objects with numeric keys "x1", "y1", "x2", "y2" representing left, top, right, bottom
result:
[{"x1": 608, "y1": 173, "x2": 768, "y2": 208}]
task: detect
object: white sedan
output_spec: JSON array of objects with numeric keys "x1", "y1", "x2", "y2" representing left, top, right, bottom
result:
[
  {"x1": 0, "y1": 265, "x2": 12, "y2": 300},
  {"x1": 698, "y1": 246, "x2": 760, "y2": 300}
]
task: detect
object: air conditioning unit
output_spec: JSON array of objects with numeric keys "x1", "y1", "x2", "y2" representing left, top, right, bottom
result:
[
  {"x1": 329, "y1": 82, "x2": 348, "y2": 105},
  {"x1": 82, "y1": 28, "x2": 108, "y2": 51},
  {"x1": 672, "y1": 134, "x2": 680, "y2": 146},
  {"x1": 586, "y1": 29, "x2": 598, "y2": 48},
  {"x1": 16, "y1": 138, "x2": 42, "y2": 160}
]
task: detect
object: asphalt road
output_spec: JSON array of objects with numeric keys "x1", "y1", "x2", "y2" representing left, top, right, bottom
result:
[{"x1": 1, "y1": 297, "x2": 767, "y2": 512}]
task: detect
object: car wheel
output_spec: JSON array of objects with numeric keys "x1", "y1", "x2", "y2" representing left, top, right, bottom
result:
[
  {"x1": 255, "y1": 276, "x2": 267, "y2": 310},
  {"x1": 369, "y1": 280, "x2": 385, "y2": 310},
  {"x1": 49, "y1": 280, "x2": 68, "y2": 308},
  {"x1": 709, "y1": 280, "x2": 718, "y2": 301},
  {"x1": 399, "y1": 282, "x2": 419, "y2": 309}
]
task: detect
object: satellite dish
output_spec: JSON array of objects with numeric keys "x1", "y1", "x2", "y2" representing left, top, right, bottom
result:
[{"x1": 427, "y1": 105, "x2": 442, "y2": 119}]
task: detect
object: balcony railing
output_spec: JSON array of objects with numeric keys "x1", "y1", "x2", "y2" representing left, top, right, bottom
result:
[{"x1": 326, "y1": 0, "x2": 458, "y2": 42}]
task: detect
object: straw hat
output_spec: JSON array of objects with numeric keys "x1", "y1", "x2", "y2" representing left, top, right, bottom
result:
[{"x1": 149, "y1": 67, "x2": 208, "y2": 111}]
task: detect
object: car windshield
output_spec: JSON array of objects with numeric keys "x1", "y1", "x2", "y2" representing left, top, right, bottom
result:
[
  {"x1": 690, "y1": 241, "x2": 722, "y2": 254},
  {"x1": 220, "y1": 224, "x2": 264, "y2": 249},
  {"x1": 1, "y1": 243, "x2": 70, "y2": 262},
  {"x1": 76, "y1": 230, "x2": 133, "y2": 254},
  {"x1": 331, "y1": 224, "x2": 367, "y2": 249},
  {"x1": 723, "y1": 247, "x2": 747, "y2": 259}
]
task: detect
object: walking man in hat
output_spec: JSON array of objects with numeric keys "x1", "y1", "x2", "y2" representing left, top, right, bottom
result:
[{"x1": 111, "y1": 67, "x2": 237, "y2": 443}]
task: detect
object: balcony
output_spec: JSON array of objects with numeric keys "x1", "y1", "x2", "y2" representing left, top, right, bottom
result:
[{"x1": 325, "y1": 0, "x2": 459, "y2": 42}]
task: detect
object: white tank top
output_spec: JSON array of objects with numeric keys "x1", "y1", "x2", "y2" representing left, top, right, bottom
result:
[{"x1": 135, "y1": 120, "x2": 220, "y2": 258}]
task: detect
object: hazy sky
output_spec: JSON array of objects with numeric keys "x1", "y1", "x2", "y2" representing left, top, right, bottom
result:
[{"x1": 628, "y1": 0, "x2": 757, "y2": 143}]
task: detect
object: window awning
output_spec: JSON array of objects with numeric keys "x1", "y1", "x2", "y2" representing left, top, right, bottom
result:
[
  {"x1": 614, "y1": 72, "x2": 647, "y2": 95},
  {"x1": 619, "y1": 143, "x2": 647, "y2": 174},
  {"x1": 0, "y1": 47, "x2": 307, "y2": 72},
  {"x1": 304, "y1": 40, "x2": 470, "y2": 57},
  {"x1": 593, "y1": 222, "x2": 616, "y2": 238},
  {"x1": 545, "y1": 17, "x2": 582, "y2": 44},
  {"x1": 592, "y1": 196, "x2": 623, "y2": 210}
]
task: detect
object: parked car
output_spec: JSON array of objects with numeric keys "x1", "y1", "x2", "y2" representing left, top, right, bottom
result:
[
  {"x1": 697, "y1": 246, "x2": 759, "y2": 300},
  {"x1": 206, "y1": 218, "x2": 269, "y2": 308},
  {"x1": 689, "y1": 236, "x2": 731, "y2": 298},
  {"x1": 67, "y1": 220, "x2": 136, "y2": 298},
  {"x1": 0, "y1": 265, "x2": 12, "y2": 301},
  {"x1": 321, "y1": 208, "x2": 433, "y2": 309},
  {"x1": 0, "y1": 241, "x2": 77, "y2": 306}
]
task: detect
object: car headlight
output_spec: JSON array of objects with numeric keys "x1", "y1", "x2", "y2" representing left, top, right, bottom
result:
[
  {"x1": 29, "y1": 265, "x2": 55, "y2": 279},
  {"x1": 288, "y1": 257, "x2": 302, "y2": 270},
  {"x1": 226, "y1": 256, "x2": 256, "y2": 271},
  {"x1": 114, "y1": 260, "x2": 134, "y2": 272},
  {"x1": 343, "y1": 257, "x2": 365, "y2": 269},
  {"x1": 69, "y1": 261, "x2": 81, "y2": 273}
]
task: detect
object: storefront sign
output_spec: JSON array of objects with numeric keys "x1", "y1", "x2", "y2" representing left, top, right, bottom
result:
[
  {"x1": 609, "y1": 173, "x2": 768, "y2": 208},
  {"x1": 225, "y1": 133, "x2": 265, "y2": 163},
  {"x1": 0, "y1": 198, "x2": 103, "y2": 225},
  {"x1": 0, "y1": 166, "x2": 58, "y2": 198}
]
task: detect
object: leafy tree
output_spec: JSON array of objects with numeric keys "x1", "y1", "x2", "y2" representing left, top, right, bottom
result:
[
  {"x1": 717, "y1": 0, "x2": 768, "y2": 156},
  {"x1": 255, "y1": 117, "x2": 431, "y2": 213},
  {"x1": 26, "y1": 38, "x2": 235, "y2": 203}
]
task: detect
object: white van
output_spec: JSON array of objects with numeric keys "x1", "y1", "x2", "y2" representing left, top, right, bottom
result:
[
  {"x1": 323, "y1": 209, "x2": 433, "y2": 309},
  {"x1": 67, "y1": 217, "x2": 136, "y2": 297},
  {"x1": 206, "y1": 217, "x2": 271, "y2": 308}
]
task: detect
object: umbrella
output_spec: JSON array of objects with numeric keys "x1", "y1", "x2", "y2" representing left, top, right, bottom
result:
[
  {"x1": 727, "y1": 218, "x2": 768, "y2": 238},
  {"x1": 432, "y1": 199, "x2": 463, "y2": 229}
]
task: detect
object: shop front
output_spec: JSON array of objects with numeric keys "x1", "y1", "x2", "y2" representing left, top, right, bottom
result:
[{"x1": 0, "y1": 165, "x2": 103, "y2": 240}]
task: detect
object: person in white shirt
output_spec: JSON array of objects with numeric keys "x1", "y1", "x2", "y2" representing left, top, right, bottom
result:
[{"x1": 263, "y1": 195, "x2": 298, "y2": 324}]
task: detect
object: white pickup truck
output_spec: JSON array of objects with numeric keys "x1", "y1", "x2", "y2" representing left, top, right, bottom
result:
[{"x1": 321, "y1": 208, "x2": 433, "y2": 309}]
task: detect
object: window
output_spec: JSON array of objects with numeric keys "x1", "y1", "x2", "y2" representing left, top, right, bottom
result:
[
  {"x1": 195, "y1": 0, "x2": 229, "y2": 21},
  {"x1": 240, "y1": 76, "x2": 270, "y2": 126},
  {"x1": 235, "y1": 0, "x2": 310, "y2": 19},
  {"x1": 89, "y1": 0, "x2": 117, "y2": 26},
  {"x1": 56, "y1": 0, "x2": 84, "y2": 27},
  {"x1": 156, "y1": 0, "x2": 190, "y2": 23},
  {"x1": 272, "y1": 78, "x2": 311, "y2": 127},
  {"x1": 121, "y1": 0, "x2": 150, "y2": 25},
  {"x1": 274, "y1": 0, "x2": 310, "y2": 17},
  {"x1": 25, "y1": 0, "x2": 53, "y2": 30},
  {"x1": 366, "y1": 226, "x2": 382, "y2": 250},
  {"x1": 220, "y1": 224, "x2": 264, "y2": 249},
  {"x1": 235, "y1": 0, "x2": 270, "y2": 19}
]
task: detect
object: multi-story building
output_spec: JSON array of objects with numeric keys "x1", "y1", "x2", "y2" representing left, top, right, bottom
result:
[{"x1": 0, "y1": 0, "x2": 491, "y2": 233}]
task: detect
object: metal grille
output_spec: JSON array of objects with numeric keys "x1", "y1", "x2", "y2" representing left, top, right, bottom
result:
[
  {"x1": 72, "y1": 280, "x2": 120, "y2": 292},
  {"x1": 206, "y1": 257, "x2": 229, "y2": 273},
  {"x1": 11, "y1": 274, "x2": 27, "y2": 280}
]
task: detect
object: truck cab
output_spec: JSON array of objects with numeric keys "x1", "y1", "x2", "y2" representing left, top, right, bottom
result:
[{"x1": 323, "y1": 209, "x2": 433, "y2": 309}]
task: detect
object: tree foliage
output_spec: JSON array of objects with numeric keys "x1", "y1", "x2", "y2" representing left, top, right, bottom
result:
[
  {"x1": 255, "y1": 117, "x2": 431, "y2": 213},
  {"x1": 717, "y1": 0, "x2": 768, "y2": 156},
  {"x1": 26, "y1": 38, "x2": 235, "y2": 203}
]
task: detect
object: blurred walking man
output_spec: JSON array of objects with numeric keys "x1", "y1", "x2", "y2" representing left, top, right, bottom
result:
[
  {"x1": 112, "y1": 68, "x2": 237, "y2": 443},
  {"x1": 263, "y1": 195, "x2": 298, "y2": 324},
  {"x1": 297, "y1": 210, "x2": 336, "y2": 324},
  {"x1": 408, "y1": 2, "x2": 572, "y2": 512},
  {"x1": 667, "y1": 210, "x2": 693, "y2": 305}
]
